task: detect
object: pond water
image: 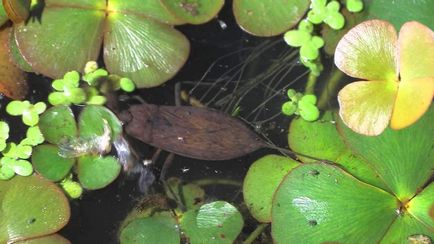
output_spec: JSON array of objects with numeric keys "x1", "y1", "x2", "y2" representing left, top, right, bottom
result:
[{"x1": 1, "y1": 3, "x2": 336, "y2": 244}]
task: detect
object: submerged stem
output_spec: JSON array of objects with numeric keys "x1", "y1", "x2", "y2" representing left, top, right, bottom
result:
[
  {"x1": 243, "y1": 223, "x2": 269, "y2": 244},
  {"x1": 317, "y1": 68, "x2": 345, "y2": 109},
  {"x1": 192, "y1": 178, "x2": 241, "y2": 187},
  {"x1": 304, "y1": 72, "x2": 318, "y2": 94}
]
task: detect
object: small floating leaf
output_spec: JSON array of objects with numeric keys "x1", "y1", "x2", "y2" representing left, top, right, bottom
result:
[
  {"x1": 76, "y1": 155, "x2": 121, "y2": 190},
  {"x1": 233, "y1": 0, "x2": 310, "y2": 36},
  {"x1": 32, "y1": 144, "x2": 75, "y2": 182},
  {"x1": 180, "y1": 201, "x2": 244, "y2": 243},
  {"x1": 39, "y1": 106, "x2": 77, "y2": 145}
]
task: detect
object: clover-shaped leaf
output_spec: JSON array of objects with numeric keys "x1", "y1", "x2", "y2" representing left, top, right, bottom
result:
[
  {"x1": 33, "y1": 105, "x2": 122, "y2": 189},
  {"x1": 335, "y1": 20, "x2": 434, "y2": 135},
  {"x1": 6, "y1": 101, "x2": 46, "y2": 126},
  {"x1": 282, "y1": 89, "x2": 320, "y2": 121},
  {"x1": 20, "y1": 126, "x2": 44, "y2": 146},
  {"x1": 307, "y1": 0, "x2": 345, "y2": 30},
  {"x1": 14, "y1": 1, "x2": 191, "y2": 88},
  {"x1": 284, "y1": 20, "x2": 325, "y2": 60},
  {"x1": 49, "y1": 71, "x2": 86, "y2": 106}
]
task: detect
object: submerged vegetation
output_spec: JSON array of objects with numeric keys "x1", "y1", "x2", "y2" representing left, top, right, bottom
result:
[{"x1": 0, "y1": 0, "x2": 433, "y2": 243}]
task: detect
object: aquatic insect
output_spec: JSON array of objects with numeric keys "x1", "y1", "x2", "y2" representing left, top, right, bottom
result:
[
  {"x1": 118, "y1": 103, "x2": 266, "y2": 161},
  {"x1": 58, "y1": 119, "x2": 112, "y2": 158}
]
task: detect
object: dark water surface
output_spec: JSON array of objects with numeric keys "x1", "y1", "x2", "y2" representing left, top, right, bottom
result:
[{"x1": 1, "y1": 2, "x2": 325, "y2": 243}]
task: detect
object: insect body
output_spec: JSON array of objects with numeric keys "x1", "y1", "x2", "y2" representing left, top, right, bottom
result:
[{"x1": 118, "y1": 104, "x2": 265, "y2": 161}]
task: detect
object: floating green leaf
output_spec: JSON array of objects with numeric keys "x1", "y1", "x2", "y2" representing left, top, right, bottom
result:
[
  {"x1": 39, "y1": 106, "x2": 77, "y2": 145},
  {"x1": 0, "y1": 175, "x2": 70, "y2": 243},
  {"x1": 76, "y1": 155, "x2": 120, "y2": 190},
  {"x1": 272, "y1": 163, "x2": 397, "y2": 243},
  {"x1": 233, "y1": 0, "x2": 310, "y2": 36},
  {"x1": 78, "y1": 105, "x2": 123, "y2": 141},
  {"x1": 243, "y1": 155, "x2": 299, "y2": 222},
  {"x1": 32, "y1": 145, "x2": 75, "y2": 182},
  {"x1": 120, "y1": 212, "x2": 180, "y2": 244},
  {"x1": 180, "y1": 201, "x2": 244, "y2": 243},
  {"x1": 6, "y1": 101, "x2": 46, "y2": 126},
  {"x1": 15, "y1": 234, "x2": 70, "y2": 244}
]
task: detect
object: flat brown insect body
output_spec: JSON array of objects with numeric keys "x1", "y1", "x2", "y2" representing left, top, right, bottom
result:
[{"x1": 118, "y1": 104, "x2": 265, "y2": 161}]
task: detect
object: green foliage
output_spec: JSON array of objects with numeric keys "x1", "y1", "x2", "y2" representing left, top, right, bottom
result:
[
  {"x1": 120, "y1": 178, "x2": 244, "y2": 243},
  {"x1": 33, "y1": 105, "x2": 122, "y2": 190},
  {"x1": 6, "y1": 101, "x2": 46, "y2": 126},
  {"x1": 232, "y1": 0, "x2": 310, "y2": 36},
  {"x1": 281, "y1": 89, "x2": 320, "y2": 121},
  {"x1": 59, "y1": 174, "x2": 83, "y2": 199},
  {"x1": 335, "y1": 20, "x2": 434, "y2": 135},
  {"x1": 0, "y1": 175, "x2": 70, "y2": 243},
  {"x1": 244, "y1": 106, "x2": 433, "y2": 242},
  {"x1": 284, "y1": 20, "x2": 324, "y2": 60},
  {"x1": 48, "y1": 71, "x2": 86, "y2": 106},
  {"x1": 345, "y1": 0, "x2": 363, "y2": 13},
  {"x1": 0, "y1": 121, "x2": 9, "y2": 151},
  {"x1": 307, "y1": 0, "x2": 345, "y2": 30}
]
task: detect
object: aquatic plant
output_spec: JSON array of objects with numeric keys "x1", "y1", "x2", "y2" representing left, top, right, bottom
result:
[
  {"x1": 232, "y1": 0, "x2": 310, "y2": 36},
  {"x1": 281, "y1": 89, "x2": 320, "y2": 122},
  {"x1": 1, "y1": 0, "x2": 223, "y2": 88},
  {"x1": 6, "y1": 100, "x2": 46, "y2": 126},
  {"x1": 242, "y1": 106, "x2": 433, "y2": 242},
  {"x1": 32, "y1": 105, "x2": 123, "y2": 191},
  {"x1": 0, "y1": 174, "x2": 70, "y2": 243},
  {"x1": 307, "y1": 0, "x2": 345, "y2": 30},
  {"x1": 120, "y1": 177, "x2": 244, "y2": 243},
  {"x1": 335, "y1": 20, "x2": 434, "y2": 135}
]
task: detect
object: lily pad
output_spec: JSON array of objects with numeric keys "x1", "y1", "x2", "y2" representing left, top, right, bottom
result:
[
  {"x1": 338, "y1": 105, "x2": 434, "y2": 200},
  {"x1": 380, "y1": 213, "x2": 433, "y2": 243},
  {"x1": 78, "y1": 105, "x2": 123, "y2": 141},
  {"x1": 272, "y1": 163, "x2": 397, "y2": 243},
  {"x1": 407, "y1": 182, "x2": 434, "y2": 228},
  {"x1": 32, "y1": 144, "x2": 75, "y2": 181},
  {"x1": 160, "y1": 0, "x2": 224, "y2": 25},
  {"x1": 76, "y1": 155, "x2": 121, "y2": 190},
  {"x1": 120, "y1": 212, "x2": 180, "y2": 244},
  {"x1": 232, "y1": 0, "x2": 310, "y2": 36},
  {"x1": 0, "y1": 25, "x2": 28, "y2": 99},
  {"x1": 13, "y1": 0, "x2": 192, "y2": 88},
  {"x1": 0, "y1": 175, "x2": 70, "y2": 243},
  {"x1": 180, "y1": 201, "x2": 244, "y2": 243},
  {"x1": 39, "y1": 106, "x2": 77, "y2": 145},
  {"x1": 243, "y1": 154, "x2": 299, "y2": 222}
]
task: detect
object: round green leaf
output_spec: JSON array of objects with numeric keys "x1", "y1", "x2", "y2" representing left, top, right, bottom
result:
[
  {"x1": 76, "y1": 155, "x2": 121, "y2": 190},
  {"x1": 0, "y1": 121, "x2": 9, "y2": 140},
  {"x1": 0, "y1": 175, "x2": 70, "y2": 243},
  {"x1": 180, "y1": 201, "x2": 244, "y2": 243},
  {"x1": 6, "y1": 100, "x2": 28, "y2": 116},
  {"x1": 233, "y1": 0, "x2": 310, "y2": 36},
  {"x1": 0, "y1": 164, "x2": 14, "y2": 180},
  {"x1": 104, "y1": 12, "x2": 190, "y2": 88},
  {"x1": 160, "y1": 0, "x2": 224, "y2": 25},
  {"x1": 32, "y1": 144, "x2": 75, "y2": 182},
  {"x1": 120, "y1": 212, "x2": 180, "y2": 244},
  {"x1": 119, "y1": 77, "x2": 135, "y2": 92},
  {"x1": 39, "y1": 106, "x2": 77, "y2": 145},
  {"x1": 338, "y1": 105, "x2": 434, "y2": 200},
  {"x1": 272, "y1": 163, "x2": 397, "y2": 243},
  {"x1": 78, "y1": 105, "x2": 122, "y2": 141},
  {"x1": 14, "y1": 7, "x2": 105, "y2": 79},
  {"x1": 22, "y1": 110, "x2": 39, "y2": 126},
  {"x1": 243, "y1": 154, "x2": 299, "y2": 222}
]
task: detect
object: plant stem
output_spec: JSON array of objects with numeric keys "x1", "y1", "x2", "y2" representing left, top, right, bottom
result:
[
  {"x1": 243, "y1": 223, "x2": 269, "y2": 244},
  {"x1": 304, "y1": 72, "x2": 318, "y2": 94},
  {"x1": 191, "y1": 178, "x2": 242, "y2": 187},
  {"x1": 317, "y1": 68, "x2": 345, "y2": 109}
]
